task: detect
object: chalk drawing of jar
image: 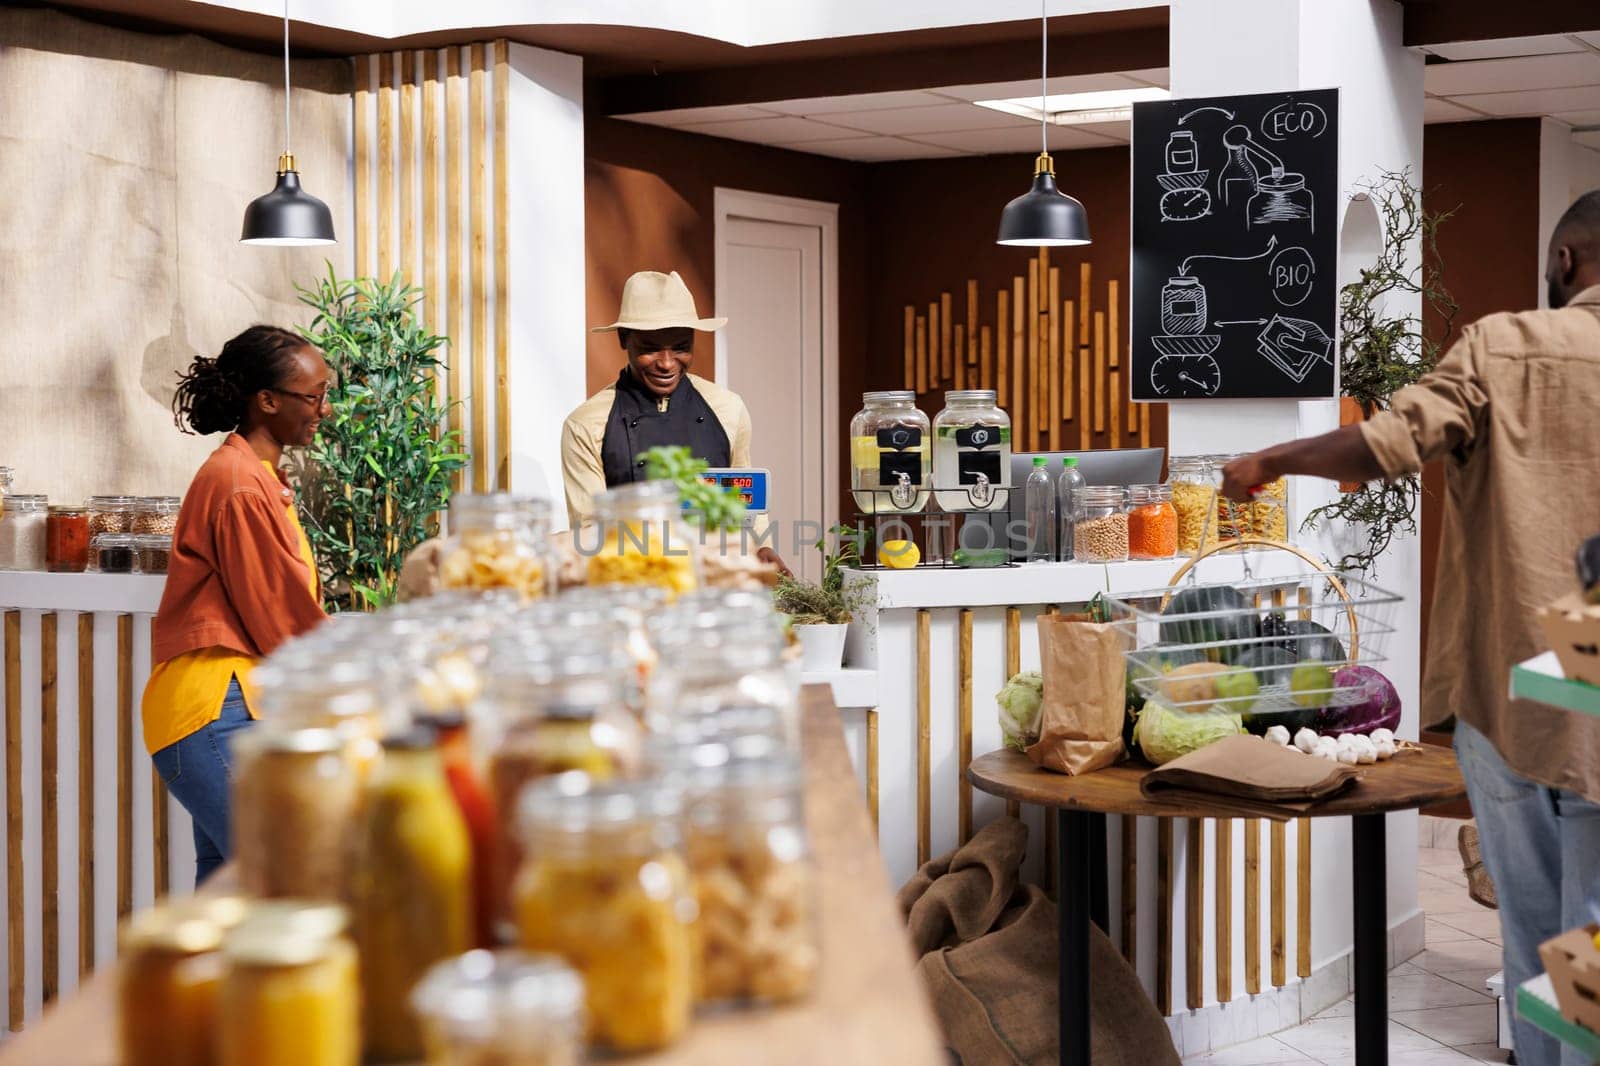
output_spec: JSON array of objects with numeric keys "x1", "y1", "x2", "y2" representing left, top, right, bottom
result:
[{"x1": 1160, "y1": 276, "x2": 1207, "y2": 336}]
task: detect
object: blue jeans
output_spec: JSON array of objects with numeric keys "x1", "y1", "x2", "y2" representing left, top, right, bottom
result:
[
  {"x1": 150, "y1": 679, "x2": 255, "y2": 886},
  {"x1": 1455, "y1": 720, "x2": 1600, "y2": 1066}
]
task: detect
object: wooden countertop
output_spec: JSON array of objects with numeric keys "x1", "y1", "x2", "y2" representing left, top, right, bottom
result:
[{"x1": 0, "y1": 685, "x2": 946, "y2": 1065}]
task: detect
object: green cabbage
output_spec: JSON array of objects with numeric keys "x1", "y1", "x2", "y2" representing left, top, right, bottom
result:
[
  {"x1": 1134, "y1": 699, "x2": 1242, "y2": 765},
  {"x1": 997, "y1": 671, "x2": 1045, "y2": 752}
]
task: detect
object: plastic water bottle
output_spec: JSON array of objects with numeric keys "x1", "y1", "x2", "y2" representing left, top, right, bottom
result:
[
  {"x1": 1057, "y1": 456, "x2": 1086, "y2": 561},
  {"x1": 1024, "y1": 456, "x2": 1056, "y2": 563}
]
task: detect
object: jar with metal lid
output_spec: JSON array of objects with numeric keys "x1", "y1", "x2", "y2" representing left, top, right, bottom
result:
[
  {"x1": 217, "y1": 903, "x2": 359, "y2": 1066},
  {"x1": 90, "y1": 532, "x2": 138, "y2": 574},
  {"x1": 514, "y1": 774, "x2": 694, "y2": 1052},
  {"x1": 0, "y1": 494, "x2": 46, "y2": 571},
  {"x1": 249, "y1": 655, "x2": 397, "y2": 776},
  {"x1": 412, "y1": 949, "x2": 584, "y2": 1066},
  {"x1": 685, "y1": 751, "x2": 819, "y2": 1005},
  {"x1": 1169, "y1": 456, "x2": 1217, "y2": 554},
  {"x1": 87, "y1": 494, "x2": 138, "y2": 536},
  {"x1": 351, "y1": 728, "x2": 474, "y2": 1062},
  {"x1": 1128, "y1": 484, "x2": 1179, "y2": 560},
  {"x1": 117, "y1": 899, "x2": 245, "y2": 1066},
  {"x1": 933, "y1": 390, "x2": 1012, "y2": 512},
  {"x1": 232, "y1": 725, "x2": 363, "y2": 901},
  {"x1": 46, "y1": 505, "x2": 90, "y2": 572},
  {"x1": 438, "y1": 493, "x2": 552, "y2": 602},
  {"x1": 132, "y1": 496, "x2": 181, "y2": 536},
  {"x1": 850, "y1": 390, "x2": 931, "y2": 514},
  {"x1": 1072, "y1": 486, "x2": 1129, "y2": 563},
  {"x1": 134, "y1": 534, "x2": 172, "y2": 574},
  {"x1": 584, "y1": 480, "x2": 701, "y2": 598}
]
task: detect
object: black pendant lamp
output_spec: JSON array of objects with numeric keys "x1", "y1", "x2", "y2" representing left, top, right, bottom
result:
[
  {"x1": 241, "y1": 0, "x2": 335, "y2": 246},
  {"x1": 996, "y1": 0, "x2": 1091, "y2": 247}
]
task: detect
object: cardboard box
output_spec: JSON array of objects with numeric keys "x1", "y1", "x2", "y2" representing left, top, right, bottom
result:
[
  {"x1": 1541, "y1": 925, "x2": 1600, "y2": 1032},
  {"x1": 1538, "y1": 594, "x2": 1600, "y2": 688}
]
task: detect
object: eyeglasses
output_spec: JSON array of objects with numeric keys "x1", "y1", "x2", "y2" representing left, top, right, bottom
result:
[{"x1": 271, "y1": 387, "x2": 330, "y2": 407}]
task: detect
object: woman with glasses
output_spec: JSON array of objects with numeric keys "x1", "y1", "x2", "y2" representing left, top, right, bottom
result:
[{"x1": 143, "y1": 324, "x2": 331, "y2": 884}]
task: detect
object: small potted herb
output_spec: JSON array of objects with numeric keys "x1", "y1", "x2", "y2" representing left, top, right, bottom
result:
[{"x1": 773, "y1": 525, "x2": 870, "y2": 672}]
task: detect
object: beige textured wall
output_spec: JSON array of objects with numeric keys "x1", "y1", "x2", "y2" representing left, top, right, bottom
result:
[{"x1": 0, "y1": 9, "x2": 352, "y2": 501}]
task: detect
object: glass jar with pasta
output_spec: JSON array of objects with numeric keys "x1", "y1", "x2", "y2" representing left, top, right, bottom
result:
[
  {"x1": 686, "y1": 750, "x2": 819, "y2": 1005},
  {"x1": 583, "y1": 480, "x2": 700, "y2": 598},
  {"x1": 1168, "y1": 456, "x2": 1217, "y2": 554},
  {"x1": 1243, "y1": 475, "x2": 1289, "y2": 542},
  {"x1": 411, "y1": 950, "x2": 585, "y2": 1066},
  {"x1": 231, "y1": 725, "x2": 362, "y2": 901},
  {"x1": 514, "y1": 774, "x2": 695, "y2": 1053},
  {"x1": 217, "y1": 903, "x2": 359, "y2": 1066},
  {"x1": 438, "y1": 493, "x2": 552, "y2": 602}
]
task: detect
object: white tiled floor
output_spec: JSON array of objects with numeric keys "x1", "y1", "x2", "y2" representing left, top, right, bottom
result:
[{"x1": 1182, "y1": 842, "x2": 1510, "y2": 1066}]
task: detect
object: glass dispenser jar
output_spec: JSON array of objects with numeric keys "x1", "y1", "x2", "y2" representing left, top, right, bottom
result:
[
  {"x1": 232, "y1": 725, "x2": 363, "y2": 901},
  {"x1": 1169, "y1": 456, "x2": 1217, "y2": 554},
  {"x1": 217, "y1": 904, "x2": 359, "y2": 1066},
  {"x1": 850, "y1": 390, "x2": 930, "y2": 514},
  {"x1": 1072, "y1": 486, "x2": 1129, "y2": 563},
  {"x1": 438, "y1": 493, "x2": 552, "y2": 602},
  {"x1": 1128, "y1": 484, "x2": 1179, "y2": 560},
  {"x1": 584, "y1": 480, "x2": 700, "y2": 598},
  {"x1": 685, "y1": 751, "x2": 819, "y2": 1005},
  {"x1": 411, "y1": 950, "x2": 585, "y2": 1066},
  {"x1": 514, "y1": 775, "x2": 695, "y2": 1053},
  {"x1": 933, "y1": 390, "x2": 1011, "y2": 512}
]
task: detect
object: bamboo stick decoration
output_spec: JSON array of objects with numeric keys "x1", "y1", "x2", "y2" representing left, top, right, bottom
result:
[
  {"x1": 1063, "y1": 299, "x2": 1076, "y2": 422},
  {"x1": 1141, "y1": 399, "x2": 1152, "y2": 449},
  {"x1": 1271, "y1": 820, "x2": 1287, "y2": 987},
  {"x1": 1026, "y1": 260, "x2": 1039, "y2": 449},
  {"x1": 954, "y1": 327, "x2": 966, "y2": 390},
  {"x1": 980, "y1": 326, "x2": 993, "y2": 391},
  {"x1": 966, "y1": 278, "x2": 979, "y2": 377},
  {"x1": 1048, "y1": 266, "x2": 1061, "y2": 451},
  {"x1": 915, "y1": 316, "x2": 927, "y2": 395},
  {"x1": 1079, "y1": 333, "x2": 1092, "y2": 450},
  {"x1": 1110, "y1": 369, "x2": 1122, "y2": 445},
  {"x1": 1186, "y1": 818, "x2": 1204, "y2": 1011},
  {"x1": 903, "y1": 306, "x2": 915, "y2": 390},
  {"x1": 1108, "y1": 279, "x2": 1121, "y2": 370},
  {"x1": 1094, "y1": 311, "x2": 1108, "y2": 435},
  {"x1": 928, "y1": 301, "x2": 940, "y2": 389},
  {"x1": 1011, "y1": 278, "x2": 1024, "y2": 431},
  {"x1": 997, "y1": 290, "x2": 1010, "y2": 407},
  {"x1": 1245, "y1": 818, "x2": 1261, "y2": 994},
  {"x1": 1130, "y1": 397, "x2": 1141, "y2": 435},
  {"x1": 1298, "y1": 819, "x2": 1313, "y2": 978},
  {"x1": 1078, "y1": 261, "x2": 1091, "y2": 347},
  {"x1": 940, "y1": 292, "x2": 953, "y2": 384}
]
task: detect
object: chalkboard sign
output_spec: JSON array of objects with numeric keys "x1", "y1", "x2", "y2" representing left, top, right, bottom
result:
[{"x1": 1130, "y1": 88, "x2": 1338, "y2": 401}]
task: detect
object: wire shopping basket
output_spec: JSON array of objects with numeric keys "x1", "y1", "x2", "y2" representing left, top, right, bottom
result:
[{"x1": 1102, "y1": 540, "x2": 1403, "y2": 736}]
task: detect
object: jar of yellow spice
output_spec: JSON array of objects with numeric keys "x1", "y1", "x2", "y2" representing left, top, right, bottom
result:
[{"x1": 584, "y1": 480, "x2": 700, "y2": 598}]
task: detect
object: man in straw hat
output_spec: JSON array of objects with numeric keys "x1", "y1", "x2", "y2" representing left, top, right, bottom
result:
[{"x1": 561, "y1": 270, "x2": 787, "y2": 571}]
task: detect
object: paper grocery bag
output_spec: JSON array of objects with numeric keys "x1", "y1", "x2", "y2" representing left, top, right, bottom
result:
[{"x1": 1026, "y1": 614, "x2": 1129, "y2": 775}]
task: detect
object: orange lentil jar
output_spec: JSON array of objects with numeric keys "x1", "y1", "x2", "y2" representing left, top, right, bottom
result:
[{"x1": 1128, "y1": 484, "x2": 1178, "y2": 560}]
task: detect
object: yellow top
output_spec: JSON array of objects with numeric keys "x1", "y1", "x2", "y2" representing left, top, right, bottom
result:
[{"x1": 141, "y1": 462, "x2": 318, "y2": 755}]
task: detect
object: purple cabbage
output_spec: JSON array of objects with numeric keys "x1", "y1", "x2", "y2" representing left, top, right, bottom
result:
[{"x1": 1313, "y1": 665, "x2": 1401, "y2": 735}]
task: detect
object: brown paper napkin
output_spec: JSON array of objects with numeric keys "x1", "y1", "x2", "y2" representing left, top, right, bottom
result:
[{"x1": 1140, "y1": 735, "x2": 1360, "y2": 807}]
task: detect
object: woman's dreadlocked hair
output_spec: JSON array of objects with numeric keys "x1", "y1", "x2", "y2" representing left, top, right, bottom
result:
[{"x1": 172, "y1": 325, "x2": 307, "y2": 435}]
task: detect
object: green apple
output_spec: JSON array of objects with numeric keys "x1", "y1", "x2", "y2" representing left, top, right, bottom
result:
[
  {"x1": 1213, "y1": 668, "x2": 1260, "y2": 713},
  {"x1": 1290, "y1": 661, "x2": 1334, "y2": 708}
]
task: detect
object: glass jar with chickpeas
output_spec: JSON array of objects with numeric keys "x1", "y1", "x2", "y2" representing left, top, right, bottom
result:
[
  {"x1": 1072, "y1": 486, "x2": 1129, "y2": 563},
  {"x1": 438, "y1": 493, "x2": 553, "y2": 602},
  {"x1": 1168, "y1": 456, "x2": 1217, "y2": 554}
]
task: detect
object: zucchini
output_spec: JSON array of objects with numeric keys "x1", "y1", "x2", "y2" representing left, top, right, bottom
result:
[{"x1": 952, "y1": 547, "x2": 1010, "y2": 568}]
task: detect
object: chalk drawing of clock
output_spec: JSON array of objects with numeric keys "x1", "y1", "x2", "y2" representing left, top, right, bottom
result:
[{"x1": 1149, "y1": 353, "x2": 1222, "y2": 397}]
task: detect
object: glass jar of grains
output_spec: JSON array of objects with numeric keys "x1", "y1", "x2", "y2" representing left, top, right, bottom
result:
[
  {"x1": 87, "y1": 495, "x2": 138, "y2": 536},
  {"x1": 217, "y1": 904, "x2": 360, "y2": 1066},
  {"x1": 411, "y1": 950, "x2": 585, "y2": 1066},
  {"x1": 134, "y1": 534, "x2": 172, "y2": 575},
  {"x1": 91, "y1": 533, "x2": 139, "y2": 574},
  {"x1": 850, "y1": 390, "x2": 931, "y2": 514},
  {"x1": 231, "y1": 725, "x2": 363, "y2": 901},
  {"x1": 46, "y1": 505, "x2": 90, "y2": 572},
  {"x1": 932, "y1": 390, "x2": 1012, "y2": 512},
  {"x1": 514, "y1": 775, "x2": 695, "y2": 1053},
  {"x1": 1168, "y1": 456, "x2": 1216, "y2": 554},
  {"x1": 0, "y1": 495, "x2": 48, "y2": 572},
  {"x1": 685, "y1": 751, "x2": 819, "y2": 1005},
  {"x1": 1243, "y1": 476, "x2": 1289, "y2": 542},
  {"x1": 132, "y1": 496, "x2": 181, "y2": 536},
  {"x1": 584, "y1": 481, "x2": 700, "y2": 598},
  {"x1": 438, "y1": 493, "x2": 552, "y2": 602},
  {"x1": 1072, "y1": 486, "x2": 1129, "y2": 563},
  {"x1": 1127, "y1": 484, "x2": 1178, "y2": 560}
]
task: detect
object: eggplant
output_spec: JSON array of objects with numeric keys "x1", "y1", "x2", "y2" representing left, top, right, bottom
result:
[{"x1": 1579, "y1": 533, "x2": 1600, "y2": 604}]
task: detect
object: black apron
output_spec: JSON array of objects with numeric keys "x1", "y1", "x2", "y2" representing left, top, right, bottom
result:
[{"x1": 599, "y1": 370, "x2": 732, "y2": 488}]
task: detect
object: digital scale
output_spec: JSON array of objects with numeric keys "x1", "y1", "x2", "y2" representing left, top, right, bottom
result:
[{"x1": 697, "y1": 468, "x2": 770, "y2": 513}]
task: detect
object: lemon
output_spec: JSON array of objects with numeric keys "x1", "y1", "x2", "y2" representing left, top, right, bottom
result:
[{"x1": 881, "y1": 539, "x2": 920, "y2": 569}]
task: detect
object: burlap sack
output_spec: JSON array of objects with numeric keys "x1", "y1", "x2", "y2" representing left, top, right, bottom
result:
[
  {"x1": 1027, "y1": 614, "x2": 1129, "y2": 775},
  {"x1": 899, "y1": 818, "x2": 1179, "y2": 1066}
]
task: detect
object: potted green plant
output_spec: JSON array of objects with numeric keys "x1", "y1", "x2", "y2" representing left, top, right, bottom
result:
[{"x1": 773, "y1": 525, "x2": 870, "y2": 672}]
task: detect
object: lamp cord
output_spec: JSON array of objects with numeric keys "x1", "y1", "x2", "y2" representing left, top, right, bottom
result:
[
  {"x1": 282, "y1": 0, "x2": 292, "y2": 158},
  {"x1": 1040, "y1": 0, "x2": 1047, "y2": 155}
]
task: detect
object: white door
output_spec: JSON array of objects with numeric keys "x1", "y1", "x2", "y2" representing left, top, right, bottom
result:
[{"x1": 720, "y1": 216, "x2": 827, "y2": 581}]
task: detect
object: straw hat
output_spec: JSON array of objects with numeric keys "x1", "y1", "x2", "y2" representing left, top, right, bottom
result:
[{"x1": 590, "y1": 270, "x2": 727, "y2": 333}]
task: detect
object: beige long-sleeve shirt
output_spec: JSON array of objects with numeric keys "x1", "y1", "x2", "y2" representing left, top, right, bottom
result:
[
  {"x1": 1358, "y1": 284, "x2": 1600, "y2": 798},
  {"x1": 559, "y1": 372, "x2": 755, "y2": 529}
]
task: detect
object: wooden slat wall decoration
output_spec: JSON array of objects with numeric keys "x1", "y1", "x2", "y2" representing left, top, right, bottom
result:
[
  {"x1": 468, "y1": 43, "x2": 489, "y2": 493},
  {"x1": 1297, "y1": 818, "x2": 1313, "y2": 978},
  {"x1": 421, "y1": 51, "x2": 440, "y2": 337},
  {"x1": 1185, "y1": 817, "x2": 1204, "y2": 1010},
  {"x1": 445, "y1": 46, "x2": 466, "y2": 494},
  {"x1": 5, "y1": 611, "x2": 21, "y2": 1031},
  {"x1": 377, "y1": 53, "x2": 395, "y2": 279},
  {"x1": 899, "y1": 252, "x2": 1163, "y2": 451},
  {"x1": 353, "y1": 55, "x2": 372, "y2": 277},
  {"x1": 915, "y1": 315, "x2": 927, "y2": 395},
  {"x1": 40, "y1": 616, "x2": 57, "y2": 1003},
  {"x1": 916, "y1": 609, "x2": 931, "y2": 867},
  {"x1": 957, "y1": 610, "x2": 974, "y2": 845},
  {"x1": 1245, "y1": 818, "x2": 1261, "y2": 995},
  {"x1": 76, "y1": 616, "x2": 93, "y2": 977},
  {"x1": 150, "y1": 620, "x2": 167, "y2": 903},
  {"x1": 399, "y1": 53, "x2": 417, "y2": 282},
  {"x1": 493, "y1": 40, "x2": 512, "y2": 489}
]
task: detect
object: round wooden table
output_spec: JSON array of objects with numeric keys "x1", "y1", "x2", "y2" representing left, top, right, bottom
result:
[{"x1": 967, "y1": 744, "x2": 1467, "y2": 1066}]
